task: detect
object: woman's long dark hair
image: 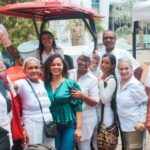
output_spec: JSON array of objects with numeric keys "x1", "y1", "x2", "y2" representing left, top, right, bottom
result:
[
  {"x1": 44, "y1": 54, "x2": 68, "y2": 83},
  {"x1": 38, "y1": 31, "x2": 57, "y2": 62},
  {"x1": 102, "y1": 53, "x2": 117, "y2": 119},
  {"x1": 102, "y1": 53, "x2": 116, "y2": 76}
]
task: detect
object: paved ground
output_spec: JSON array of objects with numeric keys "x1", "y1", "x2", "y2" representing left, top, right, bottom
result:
[{"x1": 116, "y1": 131, "x2": 150, "y2": 150}]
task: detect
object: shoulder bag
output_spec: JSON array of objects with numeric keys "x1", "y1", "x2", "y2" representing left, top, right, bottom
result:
[
  {"x1": 97, "y1": 77, "x2": 119, "y2": 150},
  {"x1": 26, "y1": 79, "x2": 58, "y2": 138}
]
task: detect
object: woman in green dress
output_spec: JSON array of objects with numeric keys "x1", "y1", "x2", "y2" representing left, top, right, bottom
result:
[{"x1": 44, "y1": 54, "x2": 82, "y2": 150}]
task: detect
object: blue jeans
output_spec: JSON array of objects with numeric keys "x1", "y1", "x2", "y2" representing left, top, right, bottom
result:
[{"x1": 55, "y1": 123, "x2": 76, "y2": 150}]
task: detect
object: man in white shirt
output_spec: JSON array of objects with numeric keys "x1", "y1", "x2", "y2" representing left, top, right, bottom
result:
[
  {"x1": 0, "y1": 23, "x2": 23, "y2": 71},
  {"x1": 69, "y1": 55, "x2": 100, "y2": 150},
  {"x1": 98, "y1": 30, "x2": 143, "y2": 80}
]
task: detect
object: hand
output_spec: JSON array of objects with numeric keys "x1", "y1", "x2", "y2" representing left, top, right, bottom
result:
[
  {"x1": 135, "y1": 122, "x2": 145, "y2": 131},
  {"x1": 71, "y1": 89, "x2": 83, "y2": 99},
  {"x1": 74, "y1": 128, "x2": 82, "y2": 142},
  {"x1": 22, "y1": 126, "x2": 29, "y2": 148},
  {"x1": 16, "y1": 57, "x2": 24, "y2": 66}
]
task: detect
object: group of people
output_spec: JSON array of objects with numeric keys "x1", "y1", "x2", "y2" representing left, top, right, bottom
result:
[
  {"x1": 0, "y1": 23, "x2": 149, "y2": 150},
  {"x1": 92, "y1": 30, "x2": 147, "y2": 150}
]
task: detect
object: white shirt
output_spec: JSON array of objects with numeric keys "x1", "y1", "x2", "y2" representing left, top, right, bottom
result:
[
  {"x1": 35, "y1": 47, "x2": 64, "y2": 63},
  {"x1": 89, "y1": 68, "x2": 102, "y2": 122},
  {"x1": 69, "y1": 69, "x2": 100, "y2": 141},
  {"x1": 98, "y1": 47, "x2": 140, "y2": 79},
  {"x1": 89, "y1": 67, "x2": 101, "y2": 78},
  {"x1": 0, "y1": 93, "x2": 12, "y2": 147},
  {"x1": 15, "y1": 79, "x2": 53, "y2": 122},
  {"x1": 98, "y1": 75, "x2": 116, "y2": 127},
  {"x1": 146, "y1": 66, "x2": 150, "y2": 87},
  {"x1": 117, "y1": 76, "x2": 147, "y2": 132}
]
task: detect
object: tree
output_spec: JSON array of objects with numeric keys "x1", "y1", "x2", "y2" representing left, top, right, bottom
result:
[
  {"x1": 0, "y1": 0, "x2": 39, "y2": 49},
  {"x1": 111, "y1": 1, "x2": 132, "y2": 38},
  {"x1": 110, "y1": 0, "x2": 143, "y2": 39}
]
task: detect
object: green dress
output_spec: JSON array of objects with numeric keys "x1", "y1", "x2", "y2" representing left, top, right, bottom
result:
[{"x1": 45, "y1": 78, "x2": 82, "y2": 125}]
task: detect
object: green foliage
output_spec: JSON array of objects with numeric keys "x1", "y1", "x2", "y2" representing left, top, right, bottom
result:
[
  {"x1": 1, "y1": 17, "x2": 39, "y2": 47},
  {"x1": 112, "y1": 4, "x2": 132, "y2": 38},
  {"x1": 0, "y1": 0, "x2": 39, "y2": 48},
  {"x1": 111, "y1": 0, "x2": 144, "y2": 39},
  {"x1": 95, "y1": 19, "x2": 104, "y2": 33}
]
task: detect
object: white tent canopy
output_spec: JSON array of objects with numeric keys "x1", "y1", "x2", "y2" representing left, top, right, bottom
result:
[{"x1": 133, "y1": 1, "x2": 150, "y2": 22}]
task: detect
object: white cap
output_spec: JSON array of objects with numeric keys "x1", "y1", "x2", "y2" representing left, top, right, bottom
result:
[{"x1": 80, "y1": 49, "x2": 93, "y2": 60}]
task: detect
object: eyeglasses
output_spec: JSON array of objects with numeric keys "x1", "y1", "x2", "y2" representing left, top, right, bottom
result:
[{"x1": 77, "y1": 59, "x2": 90, "y2": 65}]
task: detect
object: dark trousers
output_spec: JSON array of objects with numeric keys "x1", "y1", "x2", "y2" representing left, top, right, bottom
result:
[
  {"x1": 0, "y1": 135, "x2": 10, "y2": 150},
  {"x1": 12, "y1": 140, "x2": 23, "y2": 150},
  {"x1": 121, "y1": 131, "x2": 144, "y2": 150},
  {"x1": 0, "y1": 127, "x2": 10, "y2": 150}
]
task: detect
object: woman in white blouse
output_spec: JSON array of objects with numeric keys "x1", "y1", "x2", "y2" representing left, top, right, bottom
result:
[
  {"x1": 98, "y1": 53, "x2": 117, "y2": 128},
  {"x1": 13, "y1": 57, "x2": 54, "y2": 147},
  {"x1": 97, "y1": 53, "x2": 118, "y2": 150},
  {"x1": 35, "y1": 31, "x2": 64, "y2": 64},
  {"x1": 117, "y1": 58, "x2": 147, "y2": 150}
]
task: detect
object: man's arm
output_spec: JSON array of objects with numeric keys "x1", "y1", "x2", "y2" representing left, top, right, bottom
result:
[
  {"x1": 6, "y1": 45, "x2": 23, "y2": 65},
  {"x1": 134, "y1": 66, "x2": 143, "y2": 80},
  {"x1": 0, "y1": 24, "x2": 23, "y2": 65}
]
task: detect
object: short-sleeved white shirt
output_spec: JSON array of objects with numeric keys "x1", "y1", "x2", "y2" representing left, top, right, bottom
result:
[
  {"x1": 35, "y1": 47, "x2": 64, "y2": 63},
  {"x1": 69, "y1": 69, "x2": 100, "y2": 141},
  {"x1": 98, "y1": 47, "x2": 140, "y2": 79},
  {"x1": 15, "y1": 79, "x2": 53, "y2": 122},
  {"x1": 0, "y1": 24, "x2": 12, "y2": 48}
]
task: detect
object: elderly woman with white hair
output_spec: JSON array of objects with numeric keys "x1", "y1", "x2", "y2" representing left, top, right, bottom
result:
[
  {"x1": 117, "y1": 58, "x2": 148, "y2": 150},
  {"x1": 13, "y1": 57, "x2": 54, "y2": 147}
]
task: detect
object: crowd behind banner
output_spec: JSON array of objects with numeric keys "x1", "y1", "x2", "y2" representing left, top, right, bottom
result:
[{"x1": 0, "y1": 24, "x2": 150, "y2": 150}]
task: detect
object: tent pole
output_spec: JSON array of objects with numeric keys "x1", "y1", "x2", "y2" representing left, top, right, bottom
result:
[{"x1": 133, "y1": 21, "x2": 138, "y2": 59}]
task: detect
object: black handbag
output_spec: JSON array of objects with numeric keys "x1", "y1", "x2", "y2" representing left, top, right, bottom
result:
[
  {"x1": 26, "y1": 79, "x2": 58, "y2": 138},
  {"x1": 44, "y1": 121, "x2": 58, "y2": 138}
]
